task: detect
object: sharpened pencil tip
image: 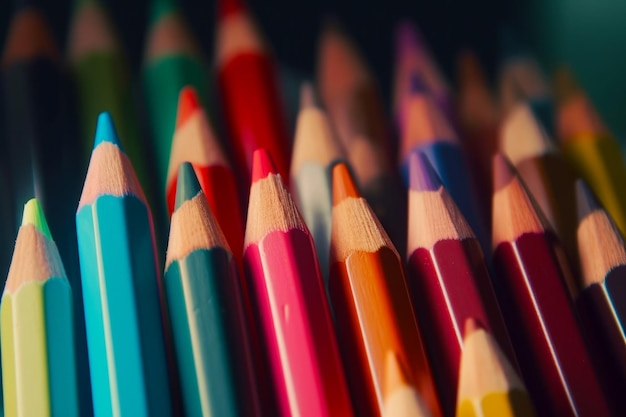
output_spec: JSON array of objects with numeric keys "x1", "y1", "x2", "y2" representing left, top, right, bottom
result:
[
  {"x1": 175, "y1": 162, "x2": 202, "y2": 210},
  {"x1": 251, "y1": 148, "x2": 277, "y2": 183},
  {"x1": 409, "y1": 72, "x2": 428, "y2": 95},
  {"x1": 332, "y1": 162, "x2": 360, "y2": 205},
  {"x1": 148, "y1": 0, "x2": 177, "y2": 28},
  {"x1": 409, "y1": 151, "x2": 442, "y2": 192},
  {"x1": 493, "y1": 153, "x2": 516, "y2": 192},
  {"x1": 576, "y1": 179, "x2": 601, "y2": 222},
  {"x1": 176, "y1": 86, "x2": 201, "y2": 129},
  {"x1": 463, "y1": 317, "x2": 481, "y2": 337},
  {"x1": 22, "y1": 198, "x2": 52, "y2": 239},
  {"x1": 93, "y1": 112, "x2": 122, "y2": 149},
  {"x1": 299, "y1": 82, "x2": 317, "y2": 110},
  {"x1": 218, "y1": 0, "x2": 245, "y2": 20}
]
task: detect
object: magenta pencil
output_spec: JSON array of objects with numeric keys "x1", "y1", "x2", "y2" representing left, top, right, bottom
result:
[{"x1": 243, "y1": 149, "x2": 353, "y2": 416}]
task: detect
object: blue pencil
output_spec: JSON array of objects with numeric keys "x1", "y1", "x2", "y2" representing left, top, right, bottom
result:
[{"x1": 76, "y1": 112, "x2": 172, "y2": 416}]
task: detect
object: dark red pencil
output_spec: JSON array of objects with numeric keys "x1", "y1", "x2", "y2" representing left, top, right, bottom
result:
[{"x1": 491, "y1": 154, "x2": 612, "y2": 417}]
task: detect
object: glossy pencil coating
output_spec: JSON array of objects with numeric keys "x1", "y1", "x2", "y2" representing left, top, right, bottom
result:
[
  {"x1": 165, "y1": 163, "x2": 260, "y2": 416},
  {"x1": 1, "y1": 199, "x2": 79, "y2": 417},
  {"x1": 243, "y1": 149, "x2": 353, "y2": 416},
  {"x1": 329, "y1": 163, "x2": 441, "y2": 417},
  {"x1": 216, "y1": 0, "x2": 290, "y2": 185},
  {"x1": 576, "y1": 180, "x2": 626, "y2": 395},
  {"x1": 68, "y1": 0, "x2": 146, "y2": 188},
  {"x1": 143, "y1": 0, "x2": 209, "y2": 196},
  {"x1": 166, "y1": 87, "x2": 244, "y2": 262},
  {"x1": 76, "y1": 113, "x2": 172, "y2": 416},
  {"x1": 456, "y1": 319, "x2": 534, "y2": 417},
  {"x1": 556, "y1": 73, "x2": 626, "y2": 238},
  {"x1": 406, "y1": 152, "x2": 513, "y2": 416},
  {"x1": 384, "y1": 352, "x2": 433, "y2": 417},
  {"x1": 290, "y1": 83, "x2": 346, "y2": 282},
  {"x1": 500, "y1": 103, "x2": 579, "y2": 289},
  {"x1": 491, "y1": 154, "x2": 611, "y2": 416},
  {"x1": 398, "y1": 75, "x2": 488, "y2": 253},
  {"x1": 318, "y1": 24, "x2": 405, "y2": 253}
]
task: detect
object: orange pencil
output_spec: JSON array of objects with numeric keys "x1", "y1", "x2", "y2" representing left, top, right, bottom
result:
[
  {"x1": 166, "y1": 86, "x2": 244, "y2": 261},
  {"x1": 329, "y1": 163, "x2": 441, "y2": 417},
  {"x1": 216, "y1": 0, "x2": 290, "y2": 187}
]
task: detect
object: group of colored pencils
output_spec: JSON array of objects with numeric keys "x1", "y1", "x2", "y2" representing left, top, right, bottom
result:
[{"x1": 0, "y1": 0, "x2": 625, "y2": 416}]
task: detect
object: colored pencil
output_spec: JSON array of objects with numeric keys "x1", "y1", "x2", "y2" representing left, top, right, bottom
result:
[
  {"x1": 406, "y1": 152, "x2": 513, "y2": 415},
  {"x1": 455, "y1": 50, "x2": 499, "y2": 219},
  {"x1": 68, "y1": 0, "x2": 147, "y2": 189},
  {"x1": 575, "y1": 180, "x2": 626, "y2": 406},
  {"x1": 142, "y1": 0, "x2": 209, "y2": 201},
  {"x1": 164, "y1": 162, "x2": 260, "y2": 416},
  {"x1": 556, "y1": 69, "x2": 626, "y2": 238},
  {"x1": 1, "y1": 198, "x2": 79, "y2": 417},
  {"x1": 166, "y1": 86, "x2": 244, "y2": 262},
  {"x1": 398, "y1": 74, "x2": 488, "y2": 253},
  {"x1": 384, "y1": 352, "x2": 433, "y2": 417},
  {"x1": 216, "y1": 0, "x2": 290, "y2": 186},
  {"x1": 491, "y1": 154, "x2": 612, "y2": 416},
  {"x1": 1, "y1": 7, "x2": 91, "y2": 415},
  {"x1": 497, "y1": 29, "x2": 552, "y2": 131},
  {"x1": 243, "y1": 149, "x2": 353, "y2": 416},
  {"x1": 317, "y1": 24, "x2": 406, "y2": 254},
  {"x1": 455, "y1": 318, "x2": 534, "y2": 417},
  {"x1": 76, "y1": 113, "x2": 172, "y2": 416},
  {"x1": 329, "y1": 162, "x2": 441, "y2": 417},
  {"x1": 290, "y1": 83, "x2": 346, "y2": 283},
  {"x1": 500, "y1": 102, "x2": 579, "y2": 291},
  {"x1": 394, "y1": 21, "x2": 453, "y2": 122}
]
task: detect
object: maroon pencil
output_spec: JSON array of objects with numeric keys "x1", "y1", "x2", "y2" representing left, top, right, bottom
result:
[
  {"x1": 406, "y1": 152, "x2": 514, "y2": 415},
  {"x1": 491, "y1": 154, "x2": 612, "y2": 416}
]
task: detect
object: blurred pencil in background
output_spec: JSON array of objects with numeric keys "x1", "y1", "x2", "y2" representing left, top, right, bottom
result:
[
  {"x1": 329, "y1": 162, "x2": 441, "y2": 417},
  {"x1": 165, "y1": 162, "x2": 260, "y2": 416},
  {"x1": 575, "y1": 180, "x2": 626, "y2": 408},
  {"x1": 556, "y1": 68, "x2": 626, "y2": 238},
  {"x1": 491, "y1": 154, "x2": 612, "y2": 416},
  {"x1": 243, "y1": 149, "x2": 353, "y2": 416},
  {"x1": 406, "y1": 152, "x2": 513, "y2": 415},
  {"x1": 1, "y1": 199, "x2": 79, "y2": 417},
  {"x1": 290, "y1": 83, "x2": 346, "y2": 282},
  {"x1": 318, "y1": 24, "x2": 406, "y2": 254},
  {"x1": 166, "y1": 86, "x2": 244, "y2": 263},
  {"x1": 455, "y1": 318, "x2": 534, "y2": 417},
  {"x1": 76, "y1": 113, "x2": 173, "y2": 416},
  {"x1": 216, "y1": 0, "x2": 290, "y2": 187}
]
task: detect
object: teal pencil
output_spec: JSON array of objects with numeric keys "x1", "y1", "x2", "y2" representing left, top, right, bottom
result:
[
  {"x1": 76, "y1": 113, "x2": 172, "y2": 416},
  {"x1": 164, "y1": 162, "x2": 261, "y2": 416}
]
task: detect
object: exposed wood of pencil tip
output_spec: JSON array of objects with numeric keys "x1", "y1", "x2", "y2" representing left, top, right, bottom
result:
[
  {"x1": 500, "y1": 103, "x2": 555, "y2": 166},
  {"x1": 244, "y1": 166, "x2": 306, "y2": 249},
  {"x1": 576, "y1": 180, "x2": 626, "y2": 287},
  {"x1": 399, "y1": 81, "x2": 458, "y2": 160},
  {"x1": 144, "y1": 5, "x2": 200, "y2": 62},
  {"x1": 215, "y1": 0, "x2": 264, "y2": 68},
  {"x1": 3, "y1": 7, "x2": 59, "y2": 66},
  {"x1": 383, "y1": 351, "x2": 432, "y2": 417},
  {"x1": 456, "y1": 50, "x2": 499, "y2": 130},
  {"x1": 492, "y1": 154, "x2": 545, "y2": 247},
  {"x1": 291, "y1": 83, "x2": 345, "y2": 175},
  {"x1": 166, "y1": 193, "x2": 229, "y2": 269},
  {"x1": 78, "y1": 141, "x2": 146, "y2": 209},
  {"x1": 457, "y1": 318, "x2": 526, "y2": 401},
  {"x1": 331, "y1": 163, "x2": 395, "y2": 262},
  {"x1": 68, "y1": 1, "x2": 118, "y2": 63},
  {"x1": 408, "y1": 153, "x2": 474, "y2": 252}
]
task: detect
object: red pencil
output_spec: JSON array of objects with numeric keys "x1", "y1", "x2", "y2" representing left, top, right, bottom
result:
[
  {"x1": 166, "y1": 86, "x2": 244, "y2": 261},
  {"x1": 491, "y1": 154, "x2": 612, "y2": 416},
  {"x1": 406, "y1": 152, "x2": 513, "y2": 416},
  {"x1": 216, "y1": 0, "x2": 290, "y2": 187},
  {"x1": 243, "y1": 149, "x2": 353, "y2": 416}
]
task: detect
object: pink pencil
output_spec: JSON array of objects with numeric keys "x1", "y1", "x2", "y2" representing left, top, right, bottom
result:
[{"x1": 243, "y1": 148, "x2": 353, "y2": 416}]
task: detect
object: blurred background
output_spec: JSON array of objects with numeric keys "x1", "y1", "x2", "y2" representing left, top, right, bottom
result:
[{"x1": 2, "y1": 0, "x2": 624, "y2": 139}]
